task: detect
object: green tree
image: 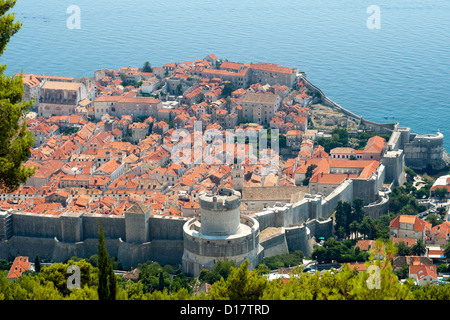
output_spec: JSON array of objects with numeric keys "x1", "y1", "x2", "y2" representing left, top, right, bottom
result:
[
  {"x1": 412, "y1": 283, "x2": 450, "y2": 300},
  {"x1": 0, "y1": 258, "x2": 12, "y2": 271},
  {"x1": 434, "y1": 187, "x2": 448, "y2": 200},
  {"x1": 261, "y1": 251, "x2": 303, "y2": 270},
  {"x1": 395, "y1": 241, "x2": 412, "y2": 256},
  {"x1": 97, "y1": 222, "x2": 117, "y2": 300},
  {"x1": 425, "y1": 214, "x2": 440, "y2": 227},
  {"x1": 359, "y1": 216, "x2": 376, "y2": 240},
  {"x1": 37, "y1": 259, "x2": 95, "y2": 297},
  {"x1": 278, "y1": 134, "x2": 287, "y2": 149},
  {"x1": 264, "y1": 240, "x2": 413, "y2": 300},
  {"x1": 171, "y1": 272, "x2": 192, "y2": 294},
  {"x1": 176, "y1": 83, "x2": 183, "y2": 96},
  {"x1": 334, "y1": 201, "x2": 346, "y2": 239},
  {"x1": 316, "y1": 127, "x2": 349, "y2": 153},
  {"x1": 404, "y1": 167, "x2": 417, "y2": 183},
  {"x1": 349, "y1": 220, "x2": 359, "y2": 240},
  {"x1": 13, "y1": 274, "x2": 63, "y2": 300},
  {"x1": 201, "y1": 259, "x2": 236, "y2": 285},
  {"x1": 88, "y1": 254, "x2": 99, "y2": 267},
  {"x1": 158, "y1": 271, "x2": 165, "y2": 291},
  {"x1": 342, "y1": 201, "x2": 353, "y2": 238},
  {"x1": 411, "y1": 239, "x2": 426, "y2": 256},
  {"x1": 142, "y1": 61, "x2": 152, "y2": 72},
  {"x1": 352, "y1": 198, "x2": 365, "y2": 223},
  {"x1": 302, "y1": 164, "x2": 317, "y2": 186},
  {"x1": 395, "y1": 263, "x2": 409, "y2": 279},
  {"x1": 0, "y1": 0, "x2": 35, "y2": 192},
  {"x1": 312, "y1": 245, "x2": 329, "y2": 264},
  {"x1": 221, "y1": 81, "x2": 234, "y2": 98},
  {"x1": 444, "y1": 242, "x2": 450, "y2": 263},
  {"x1": 210, "y1": 260, "x2": 267, "y2": 300},
  {"x1": 138, "y1": 260, "x2": 169, "y2": 293},
  {"x1": 414, "y1": 187, "x2": 429, "y2": 200},
  {"x1": 34, "y1": 255, "x2": 41, "y2": 273}
]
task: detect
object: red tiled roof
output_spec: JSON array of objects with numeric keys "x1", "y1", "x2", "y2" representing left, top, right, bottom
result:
[
  {"x1": 249, "y1": 62, "x2": 294, "y2": 74},
  {"x1": 364, "y1": 136, "x2": 385, "y2": 154},
  {"x1": 390, "y1": 215, "x2": 428, "y2": 233},
  {"x1": 220, "y1": 61, "x2": 242, "y2": 70},
  {"x1": 7, "y1": 256, "x2": 31, "y2": 279},
  {"x1": 409, "y1": 264, "x2": 438, "y2": 280},
  {"x1": 431, "y1": 222, "x2": 450, "y2": 239},
  {"x1": 355, "y1": 240, "x2": 374, "y2": 251}
]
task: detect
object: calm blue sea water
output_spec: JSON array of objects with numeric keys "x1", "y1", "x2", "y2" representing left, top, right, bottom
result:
[{"x1": 2, "y1": 0, "x2": 449, "y2": 149}]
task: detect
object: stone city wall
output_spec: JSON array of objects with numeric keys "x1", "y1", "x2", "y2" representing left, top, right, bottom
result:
[
  {"x1": 259, "y1": 230, "x2": 289, "y2": 258},
  {"x1": 284, "y1": 225, "x2": 313, "y2": 257}
]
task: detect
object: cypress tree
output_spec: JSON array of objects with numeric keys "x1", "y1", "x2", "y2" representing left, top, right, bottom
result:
[
  {"x1": 97, "y1": 222, "x2": 116, "y2": 300},
  {"x1": 0, "y1": 0, "x2": 36, "y2": 192},
  {"x1": 158, "y1": 271, "x2": 165, "y2": 292},
  {"x1": 34, "y1": 255, "x2": 41, "y2": 273}
]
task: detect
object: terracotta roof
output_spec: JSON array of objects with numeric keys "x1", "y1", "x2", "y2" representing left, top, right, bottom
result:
[
  {"x1": 390, "y1": 215, "x2": 428, "y2": 233},
  {"x1": 7, "y1": 256, "x2": 31, "y2": 279},
  {"x1": 428, "y1": 249, "x2": 445, "y2": 258},
  {"x1": 95, "y1": 92, "x2": 160, "y2": 104},
  {"x1": 357, "y1": 161, "x2": 380, "y2": 179},
  {"x1": 347, "y1": 262, "x2": 368, "y2": 272},
  {"x1": 431, "y1": 222, "x2": 450, "y2": 239},
  {"x1": 330, "y1": 147, "x2": 356, "y2": 154},
  {"x1": 95, "y1": 159, "x2": 122, "y2": 175},
  {"x1": 220, "y1": 61, "x2": 242, "y2": 70},
  {"x1": 329, "y1": 160, "x2": 380, "y2": 169},
  {"x1": 41, "y1": 81, "x2": 81, "y2": 91},
  {"x1": 314, "y1": 173, "x2": 355, "y2": 185},
  {"x1": 364, "y1": 136, "x2": 386, "y2": 154},
  {"x1": 242, "y1": 92, "x2": 279, "y2": 104},
  {"x1": 249, "y1": 62, "x2": 294, "y2": 74},
  {"x1": 355, "y1": 240, "x2": 374, "y2": 251},
  {"x1": 409, "y1": 264, "x2": 438, "y2": 280},
  {"x1": 21, "y1": 74, "x2": 41, "y2": 88}
]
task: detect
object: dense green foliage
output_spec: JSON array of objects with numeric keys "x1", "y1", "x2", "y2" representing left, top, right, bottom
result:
[
  {"x1": 434, "y1": 187, "x2": 449, "y2": 200},
  {"x1": 2, "y1": 249, "x2": 450, "y2": 300},
  {"x1": 302, "y1": 164, "x2": 317, "y2": 186},
  {"x1": 0, "y1": 0, "x2": 35, "y2": 192},
  {"x1": 221, "y1": 81, "x2": 234, "y2": 98},
  {"x1": 260, "y1": 251, "x2": 304, "y2": 270},
  {"x1": 334, "y1": 198, "x2": 365, "y2": 239},
  {"x1": 60, "y1": 126, "x2": 79, "y2": 135},
  {"x1": 142, "y1": 61, "x2": 152, "y2": 73},
  {"x1": 198, "y1": 259, "x2": 236, "y2": 285},
  {"x1": 311, "y1": 238, "x2": 369, "y2": 264},
  {"x1": 316, "y1": 127, "x2": 391, "y2": 153},
  {"x1": 316, "y1": 127, "x2": 349, "y2": 153}
]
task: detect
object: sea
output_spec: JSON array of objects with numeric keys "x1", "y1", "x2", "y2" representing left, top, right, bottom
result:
[{"x1": 2, "y1": 0, "x2": 449, "y2": 150}]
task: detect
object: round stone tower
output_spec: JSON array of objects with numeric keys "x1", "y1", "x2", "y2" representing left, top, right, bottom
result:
[
  {"x1": 198, "y1": 188, "x2": 241, "y2": 235},
  {"x1": 182, "y1": 187, "x2": 263, "y2": 277}
]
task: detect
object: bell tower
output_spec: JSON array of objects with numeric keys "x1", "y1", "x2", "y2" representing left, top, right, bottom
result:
[{"x1": 232, "y1": 163, "x2": 244, "y2": 194}]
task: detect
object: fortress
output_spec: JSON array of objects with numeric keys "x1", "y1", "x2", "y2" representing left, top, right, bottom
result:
[
  {"x1": 182, "y1": 188, "x2": 263, "y2": 276},
  {"x1": 0, "y1": 142, "x2": 397, "y2": 276},
  {"x1": 1, "y1": 75, "x2": 447, "y2": 276}
]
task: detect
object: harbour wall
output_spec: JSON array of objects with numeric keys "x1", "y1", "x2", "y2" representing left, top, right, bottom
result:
[{"x1": 302, "y1": 74, "x2": 447, "y2": 171}]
